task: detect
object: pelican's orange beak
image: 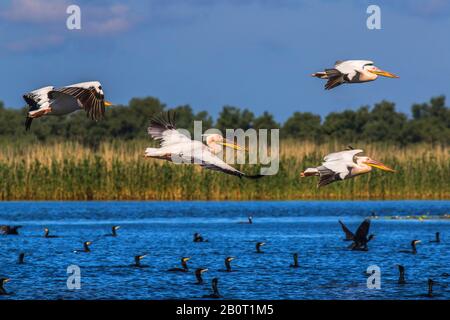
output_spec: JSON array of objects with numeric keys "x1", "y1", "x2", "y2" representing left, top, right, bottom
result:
[
  {"x1": 219, "y1": 139, "x2": 247, "y2": 152},
  {"x1": 364, "y1": 159, "x2": 396, "y2": 172},
  {"x1": 104, "y1": 101, "x2": 113, "y2": 107},
  {"x1": 369, "y1": 69, "x2": 399, "y2": 78}
]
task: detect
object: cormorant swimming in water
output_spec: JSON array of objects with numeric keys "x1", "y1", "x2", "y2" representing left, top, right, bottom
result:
[
  {"x1": 133, "y1": 254, "x2": 147, "y2": 268},
  {"x1": 194, "y1": 233, "x2": 207, "y2": 242},
  {"x1": 224, "y1": 257, "x2": 235, "y2": 272},
  {"x1": 74, "y1": 241, "x2": 92, "y2": 253},
  {"x1": 0, "y1": 278, "x2": 11, "y2": 295},
  {"x1": 256, "y1": 242, "x2": 265, "y2": 253},
  {"x1": 290, "y1": 253, "x2": 299, "y2": 268},
  {"x1": 168, "y1": 257, "x2": 191, "y2": 272},
  {"x1": 397, "y1": 265, "x2": 406, "y2": 284},
  {"x1": 44, "y1": 228, "x2": 58, "y2": 238},
  {"x1": 239, "y1": 216, "x2": 253, "y2": 224},
  {"x1": 0, "y1": 225, "x2": 22, "y2": 235},
  {"x1": 427, "y1": 278, "x2": 435, "y2": 297},
  {"x1": 195, "y1": 268, "x2": 208, "y2": 284},
  {"x1": 18, "y1": 253, "x2": 25, "y2": 265},
  {"x1": 400, "y1": 240, "x2": 421, "y2": 254},
  {"x1": 430, "y1": 232, "x2": 440, "y2": 243},
  {"x1": 202, "y1": 278, "x2": 221, "y2": 298},
  {"x1": 107, "y1": 226, "x2": 120, "y2": 237},
  {"x1": 338, "y1": 219, "x2": 374, "y2": 251}
]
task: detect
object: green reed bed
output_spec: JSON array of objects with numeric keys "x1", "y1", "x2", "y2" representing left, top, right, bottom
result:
[{"x1": 0, "y1": 141, "x2": 448, "y2": 200}]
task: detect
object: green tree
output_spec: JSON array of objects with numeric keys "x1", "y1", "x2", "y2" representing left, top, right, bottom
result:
[{"x1": 283, "y1": 112, "x2": 321, "y2": 140}]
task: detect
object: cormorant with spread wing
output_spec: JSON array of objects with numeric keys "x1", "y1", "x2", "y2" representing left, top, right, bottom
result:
[{"x1": 338, "y1": 219, "x2": 374, "y2": 251}]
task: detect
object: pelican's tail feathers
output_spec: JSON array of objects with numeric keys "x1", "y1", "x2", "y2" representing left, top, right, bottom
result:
[{"x1": 300, "y1": 168, "x2": 319, "y2": 177}]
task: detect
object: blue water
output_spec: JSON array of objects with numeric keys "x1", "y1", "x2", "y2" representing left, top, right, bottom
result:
[{"x1": 0, "y1": 201, "x2": 449, "y2": 300}]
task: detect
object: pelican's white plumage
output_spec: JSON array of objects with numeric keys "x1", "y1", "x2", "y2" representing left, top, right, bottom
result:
[
  {"x1": 301, "y1": 148, "x2": 395, "y2": 187},
  {"x1": 312, "y1": 60, "x2": 399, "y2": 90},
  {"x1": 145, "y1": 114, "x2": 262, "y2": 178},
  {"x1": 23, "y1": 81, "x2": 112, "y2": 130},
  {"x1": 321, "y1": 149, "x2": 364, "y2": 180}
]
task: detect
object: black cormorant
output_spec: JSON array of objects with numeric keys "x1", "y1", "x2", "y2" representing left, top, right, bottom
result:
[
  {"x1": 427, "y1": 278, "x2": 435, "y2": 297},
  {"x1": 0, "y1": 278, "x2": 10, "y2": 295},
  {"x1": 18, "y1": 253, "x2": 25, "y2": 265},
  {"x1": 168, "y1": 257, "x2": 191, "y2": 272},
  {"x1": 202, "y1": 278, "x2": 221, "y2": 298},
  {"x1": 195, "y1": 268, "x2": 208, "y2": 284},
  {"x1": 0, "y1": 225, "x2": 22, "y2": 235},
  {"x1": 256, "y1": 242, "x2": 265, "y2": 253},
  {"x1": 339, "y1": 219, "x2": 374, "y2": 251},
  {"x1": 239, "y1": 216, "x2": 253, "y2": 224},
  {"x1": 400, "y1": 240, "x2": 421, "y2": 254},
  {"x1": 44, "y1": 228, "x2": 58, "y2": 238},
  {"x1": 397, "y1": 265, "x2": 406, "y2": 284},
  {"x1": 430, "y1": 232, "x2": 440, "y2": 243},
  {"x1": 290, "y1": 253, "x2": 299, "y2": 268},
  {"x1": 194, "y1": 233, "x2": 207, "y2": 242},
  {"x1": 74, "y1": 241, "x2": 92, "y2": 253},
  {"x1": 133, "y1": 254, "x2": 147, "y2": 268},
  {"x1": 224, "y1": 257, "x2": 235, "y2": 272},
  {"x1": 107, "y1": 226, "x2": 120, "y2": 237}
]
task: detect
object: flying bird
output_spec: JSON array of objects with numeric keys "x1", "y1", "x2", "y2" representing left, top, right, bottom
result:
[
  {"x1": 312, "y1": 60, "x2": 398, "y2": 90},
  {"x1": 301, "y1": 149, "x2": 395, "y2": 187},
  {"x1": 23, "y1": 81, "x2": 112, "y2": 130},
  {"x1": 144, "y1": 113, "x2": 263, "y2": 179},
  {"x1": 338, "y1": 219, "x2": 374, "y2": 251}
]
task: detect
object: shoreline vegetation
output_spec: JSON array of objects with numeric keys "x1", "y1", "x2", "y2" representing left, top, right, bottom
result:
[
  {"x1": 0, "y1": 95, "x2": 448, "y2": 200},
  {"x1": 0, "y1": 140, "x2": 448, "y2": 201}
]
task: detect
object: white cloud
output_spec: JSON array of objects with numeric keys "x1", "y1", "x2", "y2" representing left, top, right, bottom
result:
[{"x1": 2, "y1": 0, "x2": 69, "y2": 23}]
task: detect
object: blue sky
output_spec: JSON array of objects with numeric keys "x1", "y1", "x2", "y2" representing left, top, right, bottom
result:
[{"x1": 1, "y1": 0, "x2": 450, "y2": 121}]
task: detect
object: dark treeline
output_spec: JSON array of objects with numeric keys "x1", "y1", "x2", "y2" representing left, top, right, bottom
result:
[{"x1": 0, "y1": 95, "x2": 448, "y2": 146}]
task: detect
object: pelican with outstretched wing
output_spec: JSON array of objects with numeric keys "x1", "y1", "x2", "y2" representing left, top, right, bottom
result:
[
  {"x1": 144, "y1": 114, "x2": 262, "y2": 179},
  {"x1": 312, "y1": 60, "x2": 398, "y2": 90},
  {"x1": 23, "y1": 81, "x2": 112, "y2": 130},
  {"x1": 301, "y1": 149, "x2": 395, "y2": 187}
]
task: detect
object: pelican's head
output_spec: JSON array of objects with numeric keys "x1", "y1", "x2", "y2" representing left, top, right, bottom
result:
[
  {"x1": 202, "y1": 134, "x2": 246, "y2": 154},
  {"x1": 357, "y1": 156, "x2": 396, "y2": 173},
  {"x1": 365, "y1": 65, "x2": 399, "y2": 79},
  {"x1": 91, "y1": 81, "x2": 113, "y2": 107}
]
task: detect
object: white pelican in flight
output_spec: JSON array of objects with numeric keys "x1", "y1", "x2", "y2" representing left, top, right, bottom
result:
[
  {"x1": 144, "y1": 114, "x2": 262, "y2": 179},
  {"x1": 301, "y1": 148, "x2": 395, "y2": 187},
  {"x1": 23, "y1": 81, "x2": 112, "y2": 130},
  {"x1": 312, "y1": 60, "x2": 399, "y2": 90}
]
